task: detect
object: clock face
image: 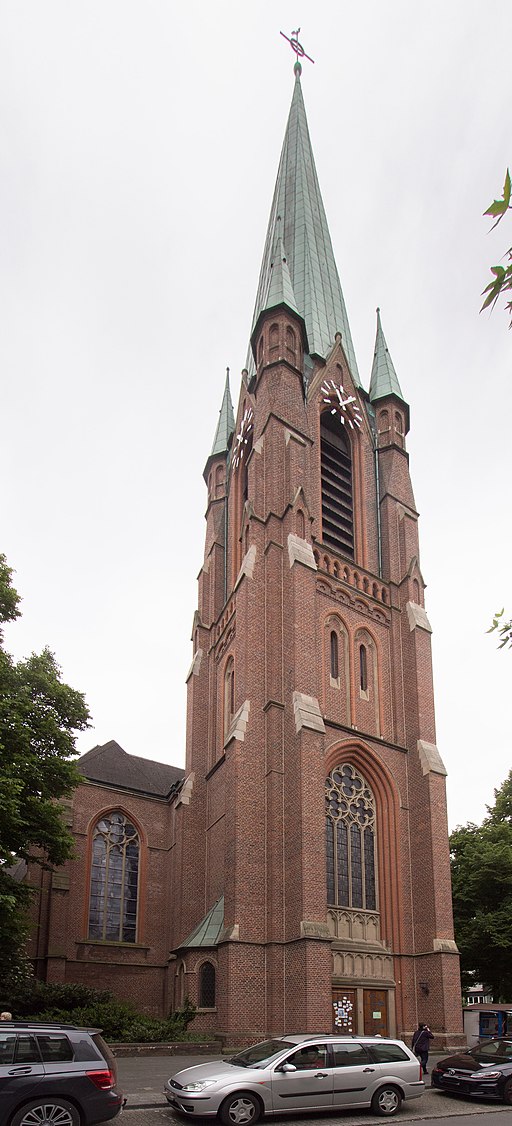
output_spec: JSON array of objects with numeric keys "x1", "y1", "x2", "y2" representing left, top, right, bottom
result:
[
  {"x1": 321, "y1": 379, "x2": 363, "y2": 430},
  {"x1": 232, "y1": 407, "x2": 254, "y2": 469}
]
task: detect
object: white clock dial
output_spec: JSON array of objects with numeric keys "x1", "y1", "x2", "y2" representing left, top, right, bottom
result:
[
  {"x1": 321, "y1": 379, "x2": 363, "y2": 430},
  {"x1": 232, "y1": 407, "x2": 254, "y2": 469}
]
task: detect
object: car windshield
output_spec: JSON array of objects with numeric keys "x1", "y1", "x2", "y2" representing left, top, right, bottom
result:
[
  {"x1": 472, "y1": 1039, "x2": 512, "y2": 1064},
  {"x1": 230, "y1": 1040, "x2": 294, "y2": 1068}
]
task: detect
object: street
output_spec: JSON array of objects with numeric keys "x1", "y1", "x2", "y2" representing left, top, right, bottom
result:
[{"x1": 116, "y1": 1055, "x2": 511, "y2": 1126}]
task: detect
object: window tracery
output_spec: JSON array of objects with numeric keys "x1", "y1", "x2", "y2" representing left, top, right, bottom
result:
[
  {"x1": 325, "y1": 764, "x2": 376, "y2": 911},
  {"x1": 88, "y1": 811, "x2": 140, "y2": 942}
]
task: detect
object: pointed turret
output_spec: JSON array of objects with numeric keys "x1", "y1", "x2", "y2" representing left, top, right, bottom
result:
[
  {"x1": 203, "y1": 367, "x2": 234, "y2": 485},
  {"x1": 369, "y1": 308, "x2": 404, "y2": 403},
  {"x1": 249, "y1": 68, "x2": 359, "y2": 383},
  {"x1": 209, "y1": 368, "x2": 234, "y2": 460}
]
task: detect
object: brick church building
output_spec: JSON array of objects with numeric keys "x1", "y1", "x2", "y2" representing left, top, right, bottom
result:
[{"x1": 27, "y1": 63, "x2": 463, "y2": 1046}]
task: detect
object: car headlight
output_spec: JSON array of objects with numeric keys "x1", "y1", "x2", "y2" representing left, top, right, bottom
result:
[
  {"x1": 471, "y1": 1071, "x2": 502, "y2": 1080},
  {"x1": 181, "y1": 1081, "x2": 217, "y2": 1092}
]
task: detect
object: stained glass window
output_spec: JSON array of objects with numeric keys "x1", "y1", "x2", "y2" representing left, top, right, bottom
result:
[
  {"x1": 88, "y1": 812, "x2": 139, "y2": 942},
  {"x1": 325, "y1": 764, "x2": 376, "y2": 910}
]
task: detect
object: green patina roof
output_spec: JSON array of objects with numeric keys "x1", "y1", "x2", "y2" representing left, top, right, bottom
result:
[
  {"x1": 261, "y1": 223, "x2": 300, "y2": 320},
  {"x1": 179, "y1": 897, "x2": 224, "y2": 949},
  {"x1": 249, "y1": 70, "x2": 359, "y2": 384},
  {"x1": 210, "y1": 370, "x2": 234, "y2": 458},
  {"x1": 369, "y1": 308, "x2": 404, "y2": 402}
]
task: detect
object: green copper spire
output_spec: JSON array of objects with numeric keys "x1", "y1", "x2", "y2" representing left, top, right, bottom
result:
[
  {"x1": 369, "y1": 308, "x2": 405, "y2": 402},
  {"x1": 250, "y1": 69, "x2": 359, "y2": 383},
  {"x1": 262, "y1": 220, "x2": 300, "y2": 319},
  {"x1": 210, "y1": 368, "x2": 235, "y2": 457}
]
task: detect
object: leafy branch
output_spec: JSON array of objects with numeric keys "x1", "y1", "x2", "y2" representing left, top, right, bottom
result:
[
  {"x1": 487, "y1": 608, "x2": 512, "y2": 650},
  {"x1": 481, "y1": 169, "x2": 512, "y2": 327}
]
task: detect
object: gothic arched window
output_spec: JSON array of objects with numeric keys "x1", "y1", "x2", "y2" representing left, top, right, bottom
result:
[
  {"x1": 320, "y1": 411, "x2": 354, "y2": 558},
  {"x1": 88, "y1": 811, "x2": 140, "y2": 942},
  {"x1": 199, "y1": 961, "x2": 216, "y2": 1007},
  {"x1": 325, "y1": 764, "x2": 376, "y2": 911}
]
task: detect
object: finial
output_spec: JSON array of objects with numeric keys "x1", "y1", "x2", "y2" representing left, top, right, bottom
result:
[{"x1": 280, "y1": 29, "x2": 315, "y2": 71}]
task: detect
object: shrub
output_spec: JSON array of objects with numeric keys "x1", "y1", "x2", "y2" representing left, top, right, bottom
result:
[
  {"x1": 10, "y1": 980, "x2": 113, "y2": 1016},
  {"x1": 12, "y1": 980, "x2": 200, "y2": 1043}
]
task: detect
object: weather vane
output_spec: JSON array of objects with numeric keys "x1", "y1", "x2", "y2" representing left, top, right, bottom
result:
[{"x1": 280, "y1": 28, "x2": 315, "y2": 67}]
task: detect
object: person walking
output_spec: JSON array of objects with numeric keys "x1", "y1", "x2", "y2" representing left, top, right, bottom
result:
[{"x1": 412, "y1": 1022, "x2": 434, "y2": 1073}]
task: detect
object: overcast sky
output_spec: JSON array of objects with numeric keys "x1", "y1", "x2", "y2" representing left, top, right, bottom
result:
[{"x1": 1, "y1": 1, "x2": 510, "y2": 831}]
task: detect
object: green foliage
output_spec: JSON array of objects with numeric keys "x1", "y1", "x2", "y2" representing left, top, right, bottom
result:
[
  {"x1": 8, "y1": 981, "x2": 198, "y2": 1043},
  {"x1": 488, "y1": 608, "x2": 512, "y2": 650},
  {"x1": 0, "y1": 874, "x2": 32, "y2": 994},
  {"x1": 450, "y1": 771, "x2": 512, "y2": 1000},
  {"x1": 0, "y1": 554, "x2": 90, "y2": 996},
  {"x1": 481, "y1": 169, "x2": 512, "y2": 328},
  {"x1": 9, "y1": 980, "x2": 112, "y2": 1016}
]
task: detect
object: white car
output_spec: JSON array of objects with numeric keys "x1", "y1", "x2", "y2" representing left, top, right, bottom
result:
[{"x1": 164, "y1": 1034, "x2": 424, "y2": 1122}]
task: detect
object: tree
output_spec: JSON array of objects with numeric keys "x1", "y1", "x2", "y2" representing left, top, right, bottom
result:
[
  {"x1": 488, "y1": 609, "x2": 512, "y2": 650},
  {"x1": 481, "y1": 169, "x2": 512, "y2": 328},
  {"x1": 450, "y1": 771, "x2": 512, "y2": 1001},
  {"x1": 0, "y1": 554, "x2": 90, "y2": 993}
]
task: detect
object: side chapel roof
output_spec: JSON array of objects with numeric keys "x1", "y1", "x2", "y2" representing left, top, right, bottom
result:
[
  {"x1": 78, "y1": 740, "x2": 185, "y2": 798},
  {"x1": 178, "y1": 897, "x2": 225, "y2": 948}
]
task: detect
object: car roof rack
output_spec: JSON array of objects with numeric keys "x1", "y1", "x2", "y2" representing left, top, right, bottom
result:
[{"x1": 1, "y1": 1022, "x2": 100, "y2": 1032}]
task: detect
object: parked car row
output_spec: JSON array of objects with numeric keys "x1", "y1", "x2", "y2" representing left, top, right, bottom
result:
[{"x1": 3, "y1": 1019, "x2": 512, "y2": 1126}]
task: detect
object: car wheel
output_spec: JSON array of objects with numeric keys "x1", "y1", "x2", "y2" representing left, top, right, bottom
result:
[
  {"x1": 503, "y1": 1079, "x2": 512, "y2": 1105},
  {"x1": 371, "y1": 1085, "x2": 403, "y2": 1117},
  {"x1": 219, "y1": 1092, "x2": 261, "y2": 1126},
  {"x1": 10, "y1": 1099, "x2": 80, "y2": 1126}
]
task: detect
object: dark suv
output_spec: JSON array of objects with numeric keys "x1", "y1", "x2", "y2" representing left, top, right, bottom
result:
[{"x1": 0, "y1": 1021, "x2": 124, "y2": 1126}]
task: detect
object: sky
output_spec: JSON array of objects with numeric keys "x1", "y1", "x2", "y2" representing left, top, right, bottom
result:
[{"x1": 1, "y1": 1, "x2": 510, "y2": 831}]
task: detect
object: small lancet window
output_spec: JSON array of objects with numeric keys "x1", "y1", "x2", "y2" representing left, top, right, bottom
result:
[
  {"x1": 330, "y1": 631, "x2": 339, "y2": 680},
  {"x1": 199, "y1": 961, "x2": 216, "y2": 1007},
  {"x1": 359, "y1": 644, "x2": 368, "y2": 693},
  {"x1": 286, "y1": 325, "x2": 296, "y2": 363}
]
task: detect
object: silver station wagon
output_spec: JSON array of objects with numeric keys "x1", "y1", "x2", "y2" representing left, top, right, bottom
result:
[{"x1": 164, "y1": 1034, "x2": 424, "y2": 1123}]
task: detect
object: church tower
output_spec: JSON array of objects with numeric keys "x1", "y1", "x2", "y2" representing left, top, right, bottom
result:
[{"x1": 171, "y1": 62, "x2": 463, "y2": 1047}]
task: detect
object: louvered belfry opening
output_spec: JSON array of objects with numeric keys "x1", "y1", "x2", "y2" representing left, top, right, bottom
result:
[{"x1": 320, "y1": 410, "x2": 354, "y2": 558}]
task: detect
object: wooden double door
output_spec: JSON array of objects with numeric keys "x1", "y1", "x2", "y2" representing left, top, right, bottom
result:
[{"x1": 332, "y1": 987, "x2": 389, "y2": 1036}]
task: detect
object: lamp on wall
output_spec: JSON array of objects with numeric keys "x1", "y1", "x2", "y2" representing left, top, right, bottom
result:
[{"x1": 420, "y1": 981, "x2": 430, "y2": 996}]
